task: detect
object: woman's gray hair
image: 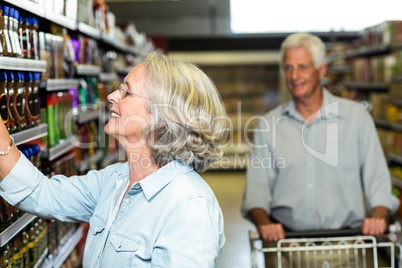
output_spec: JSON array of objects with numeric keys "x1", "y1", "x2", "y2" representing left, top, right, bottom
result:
[
  {"x1": 141, "y1": 52, "x2": 227, "y2": 172},
  {"x1": 280, "y1": 33, "x2": 327, "y2": 68}
]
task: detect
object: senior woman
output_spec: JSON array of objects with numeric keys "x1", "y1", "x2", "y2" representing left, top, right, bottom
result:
[{"x1": 0, "y1": 52, "x2": 227, "y2": 267}]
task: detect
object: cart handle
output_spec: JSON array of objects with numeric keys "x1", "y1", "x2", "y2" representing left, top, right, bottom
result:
[{"x1": 249, "y1": 221, "x2": 401, "y2": 240}]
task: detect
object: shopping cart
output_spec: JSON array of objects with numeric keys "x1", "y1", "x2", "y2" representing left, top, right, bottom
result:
[{"x1": 249, "y1": 223, "x2": 402, "y2": 268}]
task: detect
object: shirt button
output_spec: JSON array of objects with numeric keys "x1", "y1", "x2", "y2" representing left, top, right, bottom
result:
[
  {"x1": 94, "y1": 227, "x2": 99, "y2": 232},
  {"x1": 134, "y1": 184, "x2": 140, "y2": 189},
  {"x1": 126, "y1": 199, "x2": 131, "y2": 204}
]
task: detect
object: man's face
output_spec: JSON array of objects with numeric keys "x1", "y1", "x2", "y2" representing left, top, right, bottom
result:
[{"x1": 283, "y1": 47, "x2": 326, "y2": 101}]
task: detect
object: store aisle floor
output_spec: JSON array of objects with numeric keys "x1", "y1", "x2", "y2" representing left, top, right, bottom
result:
[{"x1": 201, "y1": 171, "x2": 255, "y2": 268}]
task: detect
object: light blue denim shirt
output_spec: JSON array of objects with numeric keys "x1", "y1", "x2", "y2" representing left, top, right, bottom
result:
[
  {"x1": 242, "y1": 89, "x2": 399, "y2": 231},
  {"x1": 0, "y1": 156, "x2": 225, "y2": 267}
]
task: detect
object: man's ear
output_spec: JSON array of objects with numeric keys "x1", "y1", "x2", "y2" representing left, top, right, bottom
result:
[{"x1": 319, "y1": 63, "x2": 327, "y2": 78}]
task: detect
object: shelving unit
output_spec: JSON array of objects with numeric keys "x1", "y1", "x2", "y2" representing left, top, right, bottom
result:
[
  {"x1": 34, "y1": 248, "x2": 49, "y2": 268},
  {"x1": 42, "y1": 225, "x2": 84, "y2": 268},
  {"x1": 76, "y1": 150, "x2": 104, "y2": 173},
  {"x1": 2, "y1": 0, "x2": 139, "y2": 57},
  {"x1": 13, "y1": 124, "x2": 48, "y2": 146},
  {"x1": 0, "y1": 57, "x2": 46, "y2": 72},
  {"x1": 101, "y1": 151, "x2": 121, "y2": 168},
  {"x1": 389, "y1": 154, "x2": 402, "y2": 166},
  {"x1": 374, "y1": 118, "x2": 402, "y2": 133},
  {"x1": 392, "y1": 176, "x2": 402, "y2": 189},
  {"x1": 0, "y1": 213, "x2": 36, "y2": 247},
  {"x1": 41, "y1": 138, "x2": 78, "y2": 161},
  {"x1": 0, "y1": 0, "x2": 151, "y2": 266},
  {"x1": 43, "y1": 79, "x2": 80, "y2": 91},
  {"x1": 329, "y1": 43, "x2": 402, "y2": 62},
  {"x1": 2, "y1": 0, "x2": 45, "y2": 17},
  {"x1": 77, "y1": 22, "x2": 101, "y2": 40},
  {"x1": 75, "y1": 65, "x2": 102, "y2": 76},
  {"x1": 99, "y1": 72, "x2": 118, "y2": 83},
  {"x1": 75, "y1": 109, "x2": 100, "y2": 124},
  {"x1": 342, "y1": 81, "x2": 389, "y2": 92}
]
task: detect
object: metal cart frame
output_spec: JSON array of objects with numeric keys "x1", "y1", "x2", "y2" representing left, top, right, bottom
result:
[{"x1": 249, "y1": 225, "x2": 402, "y2": 268}]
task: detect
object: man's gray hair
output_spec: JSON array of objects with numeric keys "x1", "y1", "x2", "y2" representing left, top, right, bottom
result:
[{"x1": 280, "y1": 33, "x2": 327, "y2": 68}]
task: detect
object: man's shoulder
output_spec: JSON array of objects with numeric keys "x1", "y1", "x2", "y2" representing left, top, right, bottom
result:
[
  {"x1": 329, "y1": 94, "x2": 367, "y2": 116},
  {"x1": 262, "y1": 102, "x2": 289, "y2": 119}
]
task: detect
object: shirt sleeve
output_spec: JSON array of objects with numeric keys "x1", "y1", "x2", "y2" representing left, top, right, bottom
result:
[
  {"x1": 359, "y1": 108, "x2": 400, "y2": 213},
  {"x1": 151, "y1": 197, "x2": 224, "y2": 268},
  {"x1": 0, "y1": 152, "x2": 108, "y2": 222},
  {"x1": 241, "y1": 117, "x2": 277, "y2": 220}
]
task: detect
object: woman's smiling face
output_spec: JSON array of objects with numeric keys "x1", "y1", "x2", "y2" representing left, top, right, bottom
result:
[{"x1": 105, "y1": 64, "x2": 151, "y2": 148}]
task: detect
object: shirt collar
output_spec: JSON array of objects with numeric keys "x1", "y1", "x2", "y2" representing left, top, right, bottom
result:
[
  {"x1": 139, "y1": 160, "x2": 194, "y2": 200},
  {"x1": 279, "y1": 89, "x2": 342, "y2": 121}
]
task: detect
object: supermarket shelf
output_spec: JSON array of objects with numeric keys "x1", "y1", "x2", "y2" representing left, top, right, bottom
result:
[
  {"x1": 0, "y1": 57, "x2": 46, "y2": 72},
  {"x1": 13, "y1": 124, "x2": 48, "y2": 146},
  {"x1": 345, "y1": 45, "x2": 391, "y2": 58},
  {"x1": 374, "y1": 119, "x2": 402, "y2": 133},
  {"x1": 392, "y1": 76, "x2": 402, "y2": 84},
  {"x1": 116, "y1": 66, "x2": 133, "y2": 76},
  {"x1": 390, "y1": 123, "x2": 402, "y2": 133},
  {"x1": 34, "y1": 248, "x2": 49, "y2": 268},
  {"x1": 76, "y1": 150, "x2": 104, "y2": 173},
  {"x1": 2, "y1": 1, "x2": 138, "y2": 56},
  {"x1": 76, "y1": 65, "x2": 102, "y2": 76},
  {"x1": 342, "y1": 81, "x2": 389, "y2": 92},
  {"x1": 329, "y1": 43, "x2": 402, "y2": 62},
  {"x1": 77, "y1": 22, "x2": 101, "y2": 40},
  {"x1": 42, "y1": 225, "x2": 84, "y2": 268},
  {"x1": 389, "y1": 154, "x2": 402, "y2": 166},
  {"x1": 42, "y1": 138, "x2": 77, "y2": 161},
  {"x1": 329, "y1": 66, "x2": 353, "y2": 74},
  {"x1": 392, "y1": 176, "x2": 402, "y2": 189},
  {"x1": 75, "y1": 109, "x2": 100, "y2": 124},
  {"x1": 45, "y1": 11, "x2": 77, "y2": 31},
  {"x1": 101, "y1": 151, "x2": 120, "y2": 168},
  {"x1": 389, "y1": 99, "x2": 402, "y2": 107},
  {"x1": 2, "y1": 0, "x2": 45, "y2": 17},
  {"x1": 99, "y1": 72, "x2": 118, "y2": 83},
  {"x1": 374, "y1": 118, "x2": 391, "y2": 130},
  {"x1": 0, "y1": 213, "x2": 37, "y2": 247},
  {"x1": 101, "y1": 35, "x2": 136, "y2": 55},
  {"x1": 44, "y1": 79, "x2": 80, "y2": 91}
]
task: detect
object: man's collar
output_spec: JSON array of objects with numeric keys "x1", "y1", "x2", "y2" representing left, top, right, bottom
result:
[{"x1": 279, "y1": 89, "x2": 343, "y2": 121}]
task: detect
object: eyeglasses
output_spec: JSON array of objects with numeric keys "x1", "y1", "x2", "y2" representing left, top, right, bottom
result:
[{"x1": 118, "y1": 83, "x2": 146, "y2": 99}]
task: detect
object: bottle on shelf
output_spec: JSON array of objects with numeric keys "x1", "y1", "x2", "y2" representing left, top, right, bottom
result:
[
  {"x1": 7, "y1": 7, "x2": 19, "y2": 57},
  {"x1": 32, "y1": 73, "x2": 41, "y2": 125},
  {"x1": 28, "y1": 224, "x2": 36, "y2": 267},
  {"x1": 12, "y1": 236, "x2": 23, "y2": 267},
  {"x1": 13, "y1": 72, "x2": 26, "y2": 131},
  {"x1": 18, "y1": 15, "x2": 28, "y2": 59},
  {"x1": 22, "y1": 16, "x2": 31, "y2": 59},
  {"x1": 11, "y1": 9, "x2": 21, "y2": 57},
  {"x1": 29, "y1": 18, "x2": 39, "y2": 60},
  {"x1": 22, "y1": 229, "x2": 30, "y2": 267},
  {"x1": 24, "y1": 72, "x2": 36, "y2": 128},
  {"x1": 0, "y1": 5, "x2": 4, "y2": 56},
  {"x1": 0, "y1": 71, "x2": 9, "y2": 129},
  {"x1": 6, "y1": 242, "x2": 14, "y2": 267},
  {"x1": 0, "y1": 243, "x2": 11, "y2": 267},
  {"x1": 6, "y1": 71, "x2": 16, "y2": 133},
  {"x1": 2, "y1": 6, "x2": 13, "y2": 56}
]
